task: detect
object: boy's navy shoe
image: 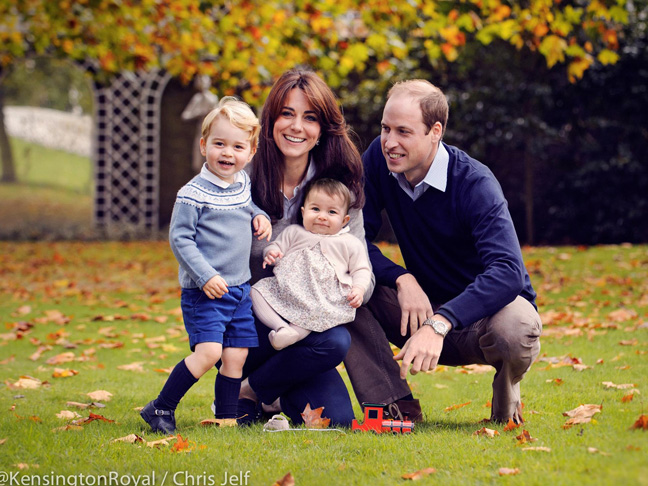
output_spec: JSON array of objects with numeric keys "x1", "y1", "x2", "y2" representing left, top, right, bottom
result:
[{"x1": 140, "y1": 401, "x2": 176, "y2": 434}]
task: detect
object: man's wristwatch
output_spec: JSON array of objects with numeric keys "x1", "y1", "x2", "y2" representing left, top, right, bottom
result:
[{"x1": 422, "y1": 318, "x2": 451, "y2": 337}]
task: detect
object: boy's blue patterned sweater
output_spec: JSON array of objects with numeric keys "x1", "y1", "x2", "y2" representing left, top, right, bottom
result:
[{"x1": 169, "y1": 168, "x2": 268, "y2": 289}]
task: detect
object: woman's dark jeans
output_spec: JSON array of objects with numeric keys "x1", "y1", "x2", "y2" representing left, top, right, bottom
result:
[{"x1": 242, "y1": 318, "x2": 355, "y2": 427}]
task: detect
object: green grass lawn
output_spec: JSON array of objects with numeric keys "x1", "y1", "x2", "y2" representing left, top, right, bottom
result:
[
  {"x1": 4, "y1": 137, "x2": 93, "y2": 194},
  {"x1": 0, "y1": 138, "x2": 93, "y2": 240},
  {"x1": 0, "y1": 242, "x2": 646, "y2": 485}
]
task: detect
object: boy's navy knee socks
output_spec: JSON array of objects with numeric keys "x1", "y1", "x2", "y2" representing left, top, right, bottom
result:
[
  {"x1": 154, "y1": 359, "x2": 198, "y2": 411},
  {"x1": 214, "y1": 373, "x2": 242, "y2": 419}
]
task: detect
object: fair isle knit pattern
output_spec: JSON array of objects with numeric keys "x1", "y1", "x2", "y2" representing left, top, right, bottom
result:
[
  {"x1": 176, "y1": 173, "x2": 253, "y2": 211},
  {"x1": 169, "y1": 170, "x2": 268, "y2": 290}
]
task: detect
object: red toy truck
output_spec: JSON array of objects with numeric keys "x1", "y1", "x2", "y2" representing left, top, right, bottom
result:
[{"x1": 351, "y1": 403, "x2": 414, "y2": 434}]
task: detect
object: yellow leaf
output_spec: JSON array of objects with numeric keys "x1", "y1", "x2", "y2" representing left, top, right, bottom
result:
[
  {"x1": 602, "y1": 381, "x2": 636, "y2": 389},
  {"x1": 539, "y1": 35, "x2": 567, "y2": 67},
  {"x1": 56, "y1": 411, "x2": 81, "y2": 419},
  {"x1": 200, "y1": 418, "x2": 238, "y2": 427},
  {"x1": 111, "y1": 434, "x2": 145, "y2": 444},
  {"x1": 52, "y1": 368, "x2": 78, "y2": 378},
  {"x1": 146, "y1": 436, "x2": 176, "y2": 448},
  {"x1": 7, "y1": 377, "x2": 43, "y2": 389},
  {"x1": 562, "y1": 404, "x2": 602, "y2": 428},
  {"x1": 117, "y1": 362, "x2": 145, "y2": 372},
  {"x1": 567, "y1": 57, "x2": 592, "y2": 82},
  {"x1": 598, "y1": 49, "x2": 620, "y2": 65},
  {"x1": 473, "y1": 427, "x2": 500, "y2": 438}
]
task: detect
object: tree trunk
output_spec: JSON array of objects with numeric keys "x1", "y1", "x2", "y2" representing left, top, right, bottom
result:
[
  {"x1": 0, "y1": 87, "x2": 17, "y2": 183},
  {"x1": 524, "y1": 149, "x2": 534, "y2": 245}
]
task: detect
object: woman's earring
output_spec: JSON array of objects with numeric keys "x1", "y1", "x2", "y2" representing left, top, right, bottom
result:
[{"x1": 316, "y1": 139, "x2": 320, "y2": 146}]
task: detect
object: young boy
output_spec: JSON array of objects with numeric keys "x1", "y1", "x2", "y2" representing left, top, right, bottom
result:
[{"x1": 141, "y1": 97, "x2": 271, "y2": 434}]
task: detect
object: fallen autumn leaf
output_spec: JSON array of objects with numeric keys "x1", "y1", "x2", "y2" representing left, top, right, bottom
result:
[
  {"x1": 402, "y1": 467, "x2": 436, "y2": 480},
  {"x1": 562, "y1": 404, "x2": 602, "y2": 428},
  {"x1": 301, "y1": 403, "x2": 330, "y2": 429},
  {"x1": 272, "y1": 472, "x2": 295, "y2": 486},
  {"x1": 86, "y1": 390, "x2": 113, "y2": 401},
  {"x1": 630, "y1": 414, "x2": 648, "y2": 431},
  {"x1": 473, "y1": 427, "x2": 499, "y2": 438}
]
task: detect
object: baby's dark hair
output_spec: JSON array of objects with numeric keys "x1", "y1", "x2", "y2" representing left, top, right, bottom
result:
[{"x1": 303, "y1": 178, "x2": 352, "y2": 214}]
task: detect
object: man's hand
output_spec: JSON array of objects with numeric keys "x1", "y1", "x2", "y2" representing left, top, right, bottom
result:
[
  {"x1": 253, "y1": 215, "x2": 272, "y2": 241},
  {"x1": 202, "y1": 275, "x2": 229, "y2": 299},
  {"x1": 393, "y1": 324, "x2": 445, "y2": 379},
  {"x1": 395, "y1": 273, "x2": 434, "y2": 336},
  {"x1": 262, "y1": 249, "x2": 283, "y2": 269}
]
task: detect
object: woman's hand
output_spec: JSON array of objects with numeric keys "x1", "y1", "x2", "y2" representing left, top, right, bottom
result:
[{"x1": 253, "y1": 215, "x2": 272, "y2": 241}]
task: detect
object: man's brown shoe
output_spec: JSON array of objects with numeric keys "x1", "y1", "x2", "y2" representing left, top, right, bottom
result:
[{"x1": 386, "y1": 398, "x2": 423, "y2": 423}]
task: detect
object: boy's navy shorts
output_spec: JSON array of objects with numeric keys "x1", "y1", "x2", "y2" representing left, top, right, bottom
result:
[{"x1": 180, "y1": 282, "x2": 258, "y2": 350}]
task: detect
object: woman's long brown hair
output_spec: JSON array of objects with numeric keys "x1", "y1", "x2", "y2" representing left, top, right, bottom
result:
[{"x1": 250, "y1": 69, "x2": 364, "y2": 222}]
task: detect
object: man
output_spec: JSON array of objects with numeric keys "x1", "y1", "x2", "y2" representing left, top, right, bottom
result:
[{"x1": 344, "y1": 80, "x2": 541, "y2": 424}]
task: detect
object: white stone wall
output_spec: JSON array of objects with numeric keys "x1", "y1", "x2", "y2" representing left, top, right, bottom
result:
[{"x1": 3, "y1": 106, "x2": 92, "y2": 157}]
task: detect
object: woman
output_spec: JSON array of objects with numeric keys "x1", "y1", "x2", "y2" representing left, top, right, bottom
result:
[{"x1": 237, "y1": 69, "x2": 374, "y2": 427}]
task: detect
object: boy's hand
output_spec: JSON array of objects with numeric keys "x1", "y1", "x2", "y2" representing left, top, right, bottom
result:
[
  {"x1": 203, "y1": 275, "x2": 229, "y2": 299},
  {"x1": 262, "y1": 250, "x2": 283, "y2": 269},
  {"x1": 253, "y1": 215, "x2": 272, "y2": 241},
  {"x1": 347, "y1": 286, "x2": 364, "y2": 308}
]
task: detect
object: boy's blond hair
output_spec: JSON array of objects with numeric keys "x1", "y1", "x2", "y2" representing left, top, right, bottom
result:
[{"x1": 201, "y1": 96, "x2": 260, "y2": 149}]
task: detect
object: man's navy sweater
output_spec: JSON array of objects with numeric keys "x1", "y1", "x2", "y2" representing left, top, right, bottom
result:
[{"x1": 362, "y1": 137, "x2": 536, "y2": 329}]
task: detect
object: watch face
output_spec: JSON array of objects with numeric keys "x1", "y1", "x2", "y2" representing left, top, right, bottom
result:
[{"x1": 433, "y1": 321, "x2": 447, "y2": 335}]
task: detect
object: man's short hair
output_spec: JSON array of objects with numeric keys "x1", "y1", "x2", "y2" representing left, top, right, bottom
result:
[{"x1": 387, "y1": 80, "x2": 449, "y2": 136}]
